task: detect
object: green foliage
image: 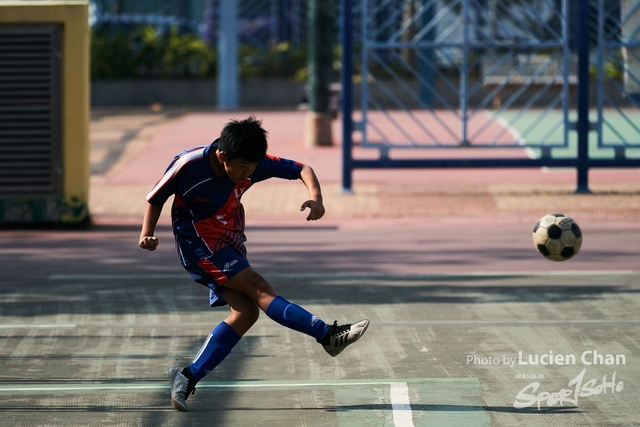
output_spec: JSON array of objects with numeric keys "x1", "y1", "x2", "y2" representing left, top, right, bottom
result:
[
  {"x1": 91, "y1": 25, "x2": 310, "y2": 80},
  {"x1": 133, "y1": 26, "x2": 216, "y2": 78},
  {"x1": 239, "y1": 42, "x2": 308, "y2": 80},
  {"x1": 589, "y1": 62, "x2": 624, "y2": 81},
  {"x1": 296, "y1": 44, "x2": 343, "y2": 82},
  {"x1": 589, "y1": 50, "x2": 624, "y2": 82},
  {"x1": 91, "y1": 30, "x2": 136, "y2": 79},
  {"x1": 91, "y1": 25, "x2": 216, "y2": 79}
]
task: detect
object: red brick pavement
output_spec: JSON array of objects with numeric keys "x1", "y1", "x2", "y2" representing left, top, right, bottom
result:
[{"x1": 90, "y1": 109, "x2": 640, "y2": 226}]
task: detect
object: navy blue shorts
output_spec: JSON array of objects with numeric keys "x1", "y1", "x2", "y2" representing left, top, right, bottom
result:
[{"x1": 183, "y1": 246, "x2": 251, "y2": 307}]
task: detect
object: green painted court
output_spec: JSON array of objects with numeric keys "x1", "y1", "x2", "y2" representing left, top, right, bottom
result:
[
  {"x1": 498, "y1": 108, "x2": 640, "y2": 159},
  {"x1": 0, "y1": 378, "x2": 488, "y2": 426}
]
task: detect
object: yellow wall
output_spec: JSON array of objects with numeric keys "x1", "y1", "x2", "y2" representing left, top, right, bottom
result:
[{"x1": 0, "y1": 2, "x2": 89, "y2": 222}]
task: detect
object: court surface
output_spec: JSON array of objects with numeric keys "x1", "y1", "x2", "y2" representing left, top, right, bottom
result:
[
  {"x1": 2, "y1": 107, "x2": 640, "y2": 426},
  {"x1": 1, "y1": 218, "x2": 639, "y2": 427}
]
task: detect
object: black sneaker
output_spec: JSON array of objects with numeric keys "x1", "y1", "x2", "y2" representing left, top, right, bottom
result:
[
  {"x1": 169, "y1": 367, "x2": 196, "y2": 411},
  {"x1": 318, "y1": 319, "x2": 370, "y2": 357}
]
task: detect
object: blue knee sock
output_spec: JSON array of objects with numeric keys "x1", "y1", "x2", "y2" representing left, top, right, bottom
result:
[
  {"x1": 189, "y1": 321, "x2": 241, "y2": 383},
  {"x1": 265, "y1": 296, "x2": 329, "y2": 340}
]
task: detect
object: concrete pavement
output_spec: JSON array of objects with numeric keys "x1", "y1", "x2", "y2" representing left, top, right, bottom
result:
[
  {"x1": 87, "y1": 107, "x2": 640, "y2": 225},
  {"x1": 0, "y1": 107, "x2": 639, "y2": 426}
]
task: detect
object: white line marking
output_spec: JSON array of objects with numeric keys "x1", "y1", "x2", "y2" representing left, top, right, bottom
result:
[
  {"x1": 375, "y1": 319, "x2": 640, "y2": 325},
  {"x1": 2, "y1": 319, "x2": 636, "y2": 330},
  {"x1": 48, "y1": 271, "x2": 640, "y2": 281},
  {"x1": 0, "y1": 380, "x2": 421, "y2": 392},
  {"x1": 49, "y1": 274, "x2": 187, "y2": 280},
  {"x1": 390, "y1": 382, "x2": 414, "y2": 427},
  {"x1": 484, "y1": 110, "x2": 526, "y2": 146},
  {"x1": 0, "y1": 324, "x2": 77, "y2": 329},
  {"x1": 198, "y1": 381, "x2": 402, "y2": 389},
  {"x1": 2, "y1": 385, "x2": 165, "y2": 392}
]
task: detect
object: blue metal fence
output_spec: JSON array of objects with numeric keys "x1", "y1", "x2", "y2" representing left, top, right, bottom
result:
[
  {"x1": 90, "y1": 0, "x2": 310, "y2": 48},
  {"x1": 596, "y1": 0, "x2": 640, "y2": 153},
  {"x1": 341, "y1": 0, "x2": 640, "y2": 193},
  {"x1": 354, "y1": 0, "x2": 575, "y2": 148}
]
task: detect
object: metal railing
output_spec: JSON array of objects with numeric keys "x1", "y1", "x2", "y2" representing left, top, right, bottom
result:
[
  {"x1": 596, "y1": 0, "x2": 640, "y2": 156},
  {"x1": 341, "y1": 0, "x2": 640, "y2": 192}
]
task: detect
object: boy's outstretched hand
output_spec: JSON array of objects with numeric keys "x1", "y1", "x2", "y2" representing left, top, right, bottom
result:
[
  {"x1": 139, "y1": 236, "x2": 159, "y2": 251},
  {"x1": 300, "y1": 200, "x2": 325, "y2": 221}
]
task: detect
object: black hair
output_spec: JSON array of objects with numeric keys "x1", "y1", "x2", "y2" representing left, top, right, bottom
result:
[{"x1": 218, "y1": 116, "x2": 268, "y2": 163}]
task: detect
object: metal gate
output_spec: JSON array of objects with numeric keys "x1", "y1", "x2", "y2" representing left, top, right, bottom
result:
[
  {"x1": 596, "y1": 0, "x2": 640, "y2": 159},
  {"x1": 340, "y1": 0, "x2": 640, "y2": 192}
]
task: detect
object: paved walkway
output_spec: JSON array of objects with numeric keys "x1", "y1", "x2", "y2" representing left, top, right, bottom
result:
[{"x1": 89, "y1": 107, "x2": 640, "y2": 227}]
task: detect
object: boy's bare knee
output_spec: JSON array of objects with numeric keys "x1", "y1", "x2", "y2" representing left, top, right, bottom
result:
[
  {"x1": 221, "y1": 287, "x2": 260, "y2": 324},
  {"x1": 241, "y1": 302, "x2": 260, "y2": 325},
  {"x1": 227, "y1": 299, "x2": 260, "y2": 334},
  {"x1": 225, "y1": 268, "x2": 279, "y2": 309}
]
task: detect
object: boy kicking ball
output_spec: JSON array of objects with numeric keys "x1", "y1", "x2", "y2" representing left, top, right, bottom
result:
[{"x1": 139, "y1": 116, "x2": 369, "y2": 412}]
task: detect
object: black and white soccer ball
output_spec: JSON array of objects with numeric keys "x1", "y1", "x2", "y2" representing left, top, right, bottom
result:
[{"x1": 532, "y1": 213, "x2": 582, "y2": 262}]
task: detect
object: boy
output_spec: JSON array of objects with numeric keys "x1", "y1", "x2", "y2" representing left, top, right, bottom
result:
[{"x1": 139, "y1": 116, "x2": 369, "y2": 412}]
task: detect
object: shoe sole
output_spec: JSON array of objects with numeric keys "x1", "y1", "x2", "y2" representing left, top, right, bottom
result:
[
  {"x1": 171, "y1": 397, "x2": 189, "y2": 412},
  {"x1": 169, "y1": 367, "x2": 189, "y2": 412},
  {"x1": 329, "y1": 319, "x2": 370, "y2": 357}
]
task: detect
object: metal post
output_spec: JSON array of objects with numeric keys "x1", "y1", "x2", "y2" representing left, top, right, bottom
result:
[
  {"x1": 575, "y1": 0, "x2": 590, "y2": 193},
  {"x1": 562, "y1": 0, "x2": 570, "y2": 157},
  {"x1": 180, "y1": 0, "x2": 193, "y2": 23},
  {"x1": 280, "y1": 0, "x2": 291, "y2": 44},
  {"x1": 305, "y1": 0, "x2": 334, "y2": 147},
  {"x1": 419, "y1": 0, "x2": 435, "y2": 107},
  {"x1": 596, "y1": 0, "x2": 604, "y2": 157},
  {"x1": 340, "y1": 0, "x2": 354, "y2": 193},
  {"x1": 460, "y1": 0, "x2": 470, "y2": 146},
  {"x1": 308, "y1": 0, "x2": 332, "y2": 115},
  {"x1": 218, "y1": 0, "x2": 238, "y2": 110},
  {"x1": 360, "y1": 0, "x2": 369, "y2": 147}
]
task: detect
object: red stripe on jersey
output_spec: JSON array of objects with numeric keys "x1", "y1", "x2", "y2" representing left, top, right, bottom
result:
[
  {"x1": 196, "y1": 258, "x2": 229, "y2": 285},
  {"x1": 265, "y1": 154, "x2": 302, "y2": 167},
  {"x1": 193, "y1": 179, "x2": 251, "y2": 254}
]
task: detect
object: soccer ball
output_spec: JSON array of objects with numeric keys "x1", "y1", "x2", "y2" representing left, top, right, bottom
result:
[{"x1": 532, "y1": 213, "x2": 582, "y2": 262}]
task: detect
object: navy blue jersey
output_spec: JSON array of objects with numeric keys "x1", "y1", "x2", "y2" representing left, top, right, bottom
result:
[{"x1": 147, "y1": 142, "x2": 302, "y2": 266}]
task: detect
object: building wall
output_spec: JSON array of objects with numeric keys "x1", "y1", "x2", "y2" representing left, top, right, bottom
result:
[{"x1": 0, "y1": 1, "x2": 90, "y2": 223}]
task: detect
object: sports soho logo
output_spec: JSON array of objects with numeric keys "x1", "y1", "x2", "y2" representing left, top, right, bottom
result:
[{"x1": 513, "y1": 368, "x2": 624, "y2": 410}]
